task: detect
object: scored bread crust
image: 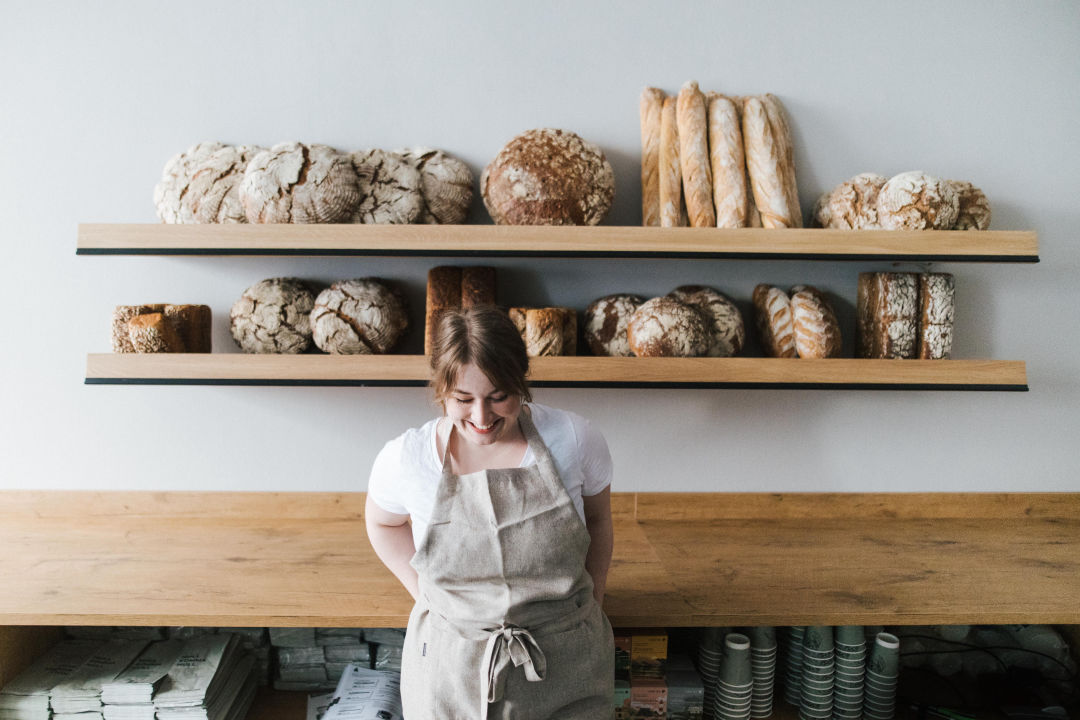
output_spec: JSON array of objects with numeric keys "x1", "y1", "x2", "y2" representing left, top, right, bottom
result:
[
  {"x1": 585, "y1": 294, "x2": 644, "y2": 357},
  {"x1": 510, "y1": 307, "x2": 577, "y2": 356},
  {"x1": 760, "y1": 94, "x2": 802, "y2": 228},
  {"x1": 310, "y1": 278, "x2": 409, "y2": 355},
  {"x1": 818, "y1": 173, "x2": 888, "y2": 229},
  {"x1": 948, "y1": 180, "x2": 991, "y2": 231},
  {"x1": 790, "y1": 286, "x2": 841, "y2": 359},
  {"x1": 858, "y1": 272, "x2": 919, "y2": 359},
  {"x1": 706, "y1": 92, "x2": 748, "y2": 229},
  {"x1": 918, "y1": 273, "x2": 955, "y2": 359},
  {"x1": 639, "y1": 87, "x2": 665, "y2": 227},
  {"x1": 659, "y1": 97, "x2": 685, "y2": 227},
  {"x1": 743, "y1": 97, "x2": 795, "y2": 229},
  {"x1": 752, "y1": 284, "x2": 797, "y2": 358},
  {"x1": 676, "y1": 81, "x2": 716, "y2": 227},
  {"x1": 667, "y1": 285, "x2": 745, "y2": 357},
  {"x1": 876, "y1": 171, "x2": 960, "y2": 231},
  {"x1": 627, "y1": 297, "x2": 709, "y2": 357}
]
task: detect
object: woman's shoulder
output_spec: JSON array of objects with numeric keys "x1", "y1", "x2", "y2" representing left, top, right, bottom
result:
[
  {"x1": 375, "y1": 417, "x2": 441, "y2": 472},
  {"x1": 528, "y1": 403, "x2": 606, "y2": 449}
]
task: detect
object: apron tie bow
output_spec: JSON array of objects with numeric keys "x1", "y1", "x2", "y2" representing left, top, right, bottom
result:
[{"x1": 480, "y1": 625, "x2": 546, "y2": 719}]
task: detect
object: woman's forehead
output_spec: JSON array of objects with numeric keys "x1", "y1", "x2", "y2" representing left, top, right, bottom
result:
[{"x1": 453, "y1": 363, "x2": 500, "y2": 395}]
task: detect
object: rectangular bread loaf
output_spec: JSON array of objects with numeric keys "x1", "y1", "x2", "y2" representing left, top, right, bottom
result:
[
  {"x1": 461, "y1": 266, "x2": 496, "y2": 308},
  {"x1": 426, "y1": 266, "x2": 462, "y2": 354},
  {"x1": 165, "y1": 304, "x2": 212, "y2": 353},
  {"x1": 112, "y1": 304, "x2": 166, "y2": 353},
  {"x1": 127, "y1": 312, "x2": 184, "y2": 353},
  {"x1": 918, "y1": 273, "x2": 955, "y2": 360},
  {"x1": 859, "y1": 272, "x2": 919, "y2": 359}
]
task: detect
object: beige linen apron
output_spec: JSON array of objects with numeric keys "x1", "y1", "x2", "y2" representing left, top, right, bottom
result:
[{"x1": 401, "y1": 410, "x2": 614, "y2": 720}]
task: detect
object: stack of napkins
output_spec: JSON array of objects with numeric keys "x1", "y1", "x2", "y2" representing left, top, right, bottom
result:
[
  {"x1": 101, "y1": 640, "x2": 185, "y2": 720},
  {"x1": 50, "y1": 641, "x2": 149, "y2": 720},
  {"x1": 0, "y1": 641, "x2": 100, "y2": 720}
]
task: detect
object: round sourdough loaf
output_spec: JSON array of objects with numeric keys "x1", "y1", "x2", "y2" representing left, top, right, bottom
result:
[
  {"x1": 398, "y1": 147, "x2": 474, "y2": 224},
  {"x1": 240, "y1": 142, "x2": 361, "y2": 223},
  {"x1": 481, "y1": 128, "x2": 614, "y2": 225},
  {"x1": 154, "y1": 141, "x2": 227, "y2": 223},
  {"x1": 627, "y1": 297, "x2": 709, "y2": 357},
  {"x1": 876, "y1": 171, "x2": 959, "y2": 230},
  {"x1": 817, "y1": 172, "x2": 888, "y2": 229},
  {"x1": 311, "y1": 279, "x2": 408, "y2": 354},
  {"x1": 667, "y1": 285, "x2": 745, "y2": 357},
  {"x1": 350, "y1": 149, "x2": 424, "y2": 224},
  {"x1": 230, "y1": 277, "x2": 315, "y2": 353},
  {"x1": 948, "y1": 180, "x2": 991, "y2": 230},
  {"x1": 584, "y1": 294, "x2": 644, "y2": 357},
  {"x1": 180, "y1": 144, "x2": 264, "y2": 224}
]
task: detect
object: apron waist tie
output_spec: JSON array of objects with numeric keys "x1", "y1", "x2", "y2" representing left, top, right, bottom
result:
[{"x1": 480, "y1": 625, "x2": 546, "y2": 720}]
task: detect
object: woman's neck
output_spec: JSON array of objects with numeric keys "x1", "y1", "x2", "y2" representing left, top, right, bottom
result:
[{"x1": 440, "y1": 417, "x2": 528, "y2": 475}]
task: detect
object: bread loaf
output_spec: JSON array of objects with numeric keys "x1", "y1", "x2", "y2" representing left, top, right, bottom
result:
[
  {"x1": 164, "y1": 304, "x2": 212, "y2": 353},
  {"x1": 676, "y1": 81, "x2": 716, "y2": 227},
  {"x1": 461, "y1": 267, "x2": 496, "y2": 308},
  {"x1": 481, "y1": 128, "x2": 614, "y2": 225},
  {"x1": 667, "y1": 285, "x2": 744, "y2": 357},
  {"x1": 790, "y1": 286, "x2": 841, "y2": 359},
  {"x1": 425, "y1": 266, "x2": 497, "y2": 354},
  {"x1": 351, "y1": 149, "x2": 424, "y2": 224},
  {"x1": 627, "y1": 297, "x2": 709, "y2": 357},
  {"x1": 584, "y1": 294, "x2": 644, "y2": 357},
  {"x1": 752, "y1": 285, "x2": 797, "y2": 358},
  {"x1": 948, "y1": 180, "x2": 991, "y2": 230},
  {"x1": 509, "y1": 307, "x2": 577, "y2": 356},
  {"x1": 876, "y1": 171, "x2": 959, "y2": 231},
  {"x1": 310, "y1": 279, "x2": 408, "y2": 354},
  {"x1": 639, "y1": 87, "x2": 665, "y2": 227},
  {"x1": 658, "y1": 97, "x2": 685, "y2": 227},
  {"x1": 127, "y1": 313, "x2": 184, "y2": 353},
  {"x1": 743, "y1": 97, "x2": 797, "y2": 229},
  {"x1": 397, "y1": 147, "x2": 473, "y2": 224},
  {"x1": 760, "y1": 94, "x2": 802, "y2": 227},
  {"x1": 240, "y1": 142, "x2": 361, "y2": 224},
  {"x1": 706, "y1": 93, "x2": 748, "y2": 229},
  {"x1": 112, "y1": 304, "x2": 166, "y2": 353},
  {"x1": 817, "y1": 173, "x2": 887, "y2": 229},
  {"x1": 918, "y1": 273, "x2": 955, "y2": 359},
  {"x1": 154, "y1": 142, "x2": 227, "y2": 223},
  {"x1": 230, "y1": 277, "x2": 315, "y2": 354},
  {"x1": 857, "y1": 272, "x2": 919, "y2": 359},
  {"x1": 182, "y1": 145, "x2": 264, "y2": 224}
]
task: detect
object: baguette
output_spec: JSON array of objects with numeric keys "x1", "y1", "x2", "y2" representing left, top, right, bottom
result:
[
  {"x1": 676, "y1": 81, "x2": 715, "y2": 227},
  {"x1": 760, "y1": 94, "x2": 802, "y2": 227},
  {"x1": 706, "y1": 93, "x2": 748, "y2": 228},
  {"x1": 639, "y1": 87, "x2": 665, "y2": 227},
  {"x1": 743, "y1": 96, "x2": 795, "y2": 228},
  {"x1": 659, "y1": 96, "x2": 685, "y2": 227}
]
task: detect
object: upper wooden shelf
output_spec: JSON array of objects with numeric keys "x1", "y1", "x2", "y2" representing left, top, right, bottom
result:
[
  {"x1": 0, "y1": 491, "x2": 1076, "y2": 627},
  {"x1": 76, "y1": 224, "x2": 1040, "y2": 262},
  {"x1": 84, "y1": 354, "x2": 1029, "y2": 391}
]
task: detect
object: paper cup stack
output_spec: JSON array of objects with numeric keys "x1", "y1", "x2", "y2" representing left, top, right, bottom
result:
[
  {"x1": 783, "y1": 626, "x2": 806, "y2": 706},
  {"x1": 799, "y1": 626, "x2": 834, "y2": 720},
  {"x1": 832, "y1": 626, "x2": 866, "y2": 720},
  {"x1": 864, "y1": 632, "x2": 900, "y2": 720},
  {"x1": 698, "y1": 627, "x2": 727, "y2": 720},
  {"x1": 748, "y1": 627, "x2": 777, "y2": 718},
  {"x1": 716, "y1": 633, "x2": 754, "y2": 720}
]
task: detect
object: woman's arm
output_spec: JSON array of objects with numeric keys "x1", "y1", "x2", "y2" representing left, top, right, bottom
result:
[
  {"x1": 582, "y1": 486, "x2": 613, "y2": 606},
  {"x1": 365, "y1": 495, "x2": 420, "y2": 601}
]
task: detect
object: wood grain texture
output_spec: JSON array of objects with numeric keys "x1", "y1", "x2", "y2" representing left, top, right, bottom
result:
[
  {"x1": 0, "y1": 491, "x2": 1076, "y2": 627},
  {"x1": 85, "y1": 354, "x2": 1028, "y2": 389},
  {"x1": 77, "y1": 224, "x2": 1039, "y2": 260}
]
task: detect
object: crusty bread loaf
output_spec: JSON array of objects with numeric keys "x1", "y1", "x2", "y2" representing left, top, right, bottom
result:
[
  {"x1": 426, "y1": 266, "x2": 462, "y2": 354},
  {"x1": 706, "y1": 93, "x2": 748, "y2": 229},
  {"x1": 752, "y1": 284, "x2": 797, "y2": 358},
  {"x1": 112, "y1": 304, "x2": 166, "y2": 353},
  {"x1": 128, "y1": 313, "x2": 184, "y2": 353},
  {"x1": 743, "y1": 97, "x2": 797, "y2": 229},
  {"x1": 230, "y1": 277, "x2": 315, "y2": 354},
  {"x1": 481, "y1": 128, "x2": 614, "y2": 225},
  {"x1": 460, "y1": 266, "x2": 496, "y2": 308},
  {"x1": 164, "y1": 304, "x2": 212, "y2": 353},
  {"x1": 397, "y1": 147, "x2": 474, "y2": 224},
  {"x1": 817, "y1": 173, "x2": 888, "y2": 229},
  {"x1": 760, "y1": 94, "x2": 802, "y2": 228},
  {"x1": 918, "y1": 273, "x2": 955, "y2": 359},
  {"x1": 240, "y1": 143, "x2": 361, "y2": 224},
  {"x1": 350, "y1": 149, "x2": 424, "y2": 225},
  {"x1": 509, "y1": 307, "x2": 577, "y2": 356},
  {"x1": 856, "y1": 273, "x2": 875, "y2": 358},
  {"x1": 790, "y1": 286, "x2": 841, "y2": 359},
  {"x1": 667, "y1": 285, "x2": 744, "y2": 357},
  {"x1": 876, "y1": 171, "x2": 959, "y2": 231},
  {"x1": 627, "y1": 297, "x2": 709, "y2": 357},
  {"x1": 311, "y1": 278, "x2": 409, "y2": 354},
  {"x1": 639, "y1": 87, "x2": 665, "y2": 227},
  {"x1": 857, "y1": 272, "x2": 919, "y2": 359},
  {"x1": 948, "y1": 180, "x2": 991, "y2": 231},
  {"x1": 659, "y1": 96, "x2": 685, "y2": 227},
  {"x1": 584, "y1": 294, "x2": 644, "y2": 357},
  {"x1": 676, "y1": 81, "x2": 716, "y2": 227}
]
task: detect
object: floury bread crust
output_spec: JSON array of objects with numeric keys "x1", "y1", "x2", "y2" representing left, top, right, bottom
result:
[
  {"x1": 397, "y1": 147, "x2": 474, "y2": 225},
  {"x1": 351, "y1": 149, "x2": 424, "y2": 225},
  {"x1": 639, "y1": 88, "x2": 665, "y2": 227},
  {"x1": 676, "y1": 81, "x2": 715, "y2": 227},
  {"x1": 584, "y1": 294, "x2": 645, "y2": 357},
  {"x1": 181, "y1": 144, "x2": 264, "y2": 223},
  {"x1": 658, "y1": 97, "x2": 685, "y2": 227},
  {"x1": 706, "y1": 93, "x2": 748, "y2": 229},
  {"x1": 815, "y1": 173, "x2": 888, "y2": 229},
  {"x1": 310, "y1": 279, "x2": 408, "y2": 354},
  {"x1": 876, "y1": 171, "x2": 959, "y2": 231},
  {"x1": 667, "y1": 285, "x2": 744, "y2": 357},
  {"x1": 856, "y1": 272, "x2": 919, "y2": 359},
  {"x1": 752, "y1": 285, "x2": 797, "y2": 358},
  {"x1": 230, "y1": 277, "x2": 315, "y2": 354},
  {"x1": 627, "y1": 297, "x2": 709, "y2": 358},
  {"x1": 481, "y1": 128, "x2": 614, "y2": 226},
  {"x1": 948, "y1": 180, "x2": 991, "y2": 230},
  {"x1": 790, "y1": 286, "x2": 842, "y2": 359},
  {"x1": 154, "y1": 141, "x2": 227, "y2": 223},
  {"x1": 919, "y1": 273, "x2": 955, "y2": 359},
  {"x1": 241, "y1": 143, "x2": 361, "y2": 224}
]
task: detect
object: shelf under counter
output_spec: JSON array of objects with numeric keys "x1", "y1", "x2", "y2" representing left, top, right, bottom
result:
[
  {"x1": 76, "y1": 224, "x2": 1040, "y2": 262},
  {"x1": 84, "y1": 354, "x2": 1029, "y2": 391},
  {"x1": 0, "y1": 491, "x2": 1076, "y2": 627}
]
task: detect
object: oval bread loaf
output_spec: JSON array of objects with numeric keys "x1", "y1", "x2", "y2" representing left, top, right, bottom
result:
[
  {"x1": 667, "y1": 285, "x2": 744, "y2": 357},
  {"x1": 585, "y1": 294, "x2": 644, "y2": 357},
  {"x1": 947, "y1": 180, "x2": 991, "y2": 230},
  {"x1": 876, "y1": 171, "x2": 959, "y2": 231},
  {"x1": 752, "y1": 284, "x2": 797, "y2": 358},
  {"x1": 790, "y1": 286, "x2": 842, "y2": 359},
  {"x1": 817, "y1": 173, "x2": 887, "y2": 229},
  {"x1": 182, "y1": 144, "x2": 264, "y2": 224},
  {"x1": 154, "y1": 141, "x2": 228, "y2": 223},
  {"x1": 627, "y1": 297, "x2": 709, "y2": 357},
  {"x1": 230, "y1": 277, "x2": 315, "y2": 354},
  {"x1": 240, "y1": 142, "x2": 361, "y2": 224},
  {"x1": 311, "y1": 279, "x2": 408, "y2": 354},
  {"x1": 351, "y1": 149, "x2": 424, "y2": 224},
  {"x1": 398, "y1": 147, "x2": 473, "y2": 224}
]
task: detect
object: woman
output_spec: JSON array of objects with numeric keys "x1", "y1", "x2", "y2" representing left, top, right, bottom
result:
[{"x1": 366, "y1": 305, "x2": 614, "y2": 719}]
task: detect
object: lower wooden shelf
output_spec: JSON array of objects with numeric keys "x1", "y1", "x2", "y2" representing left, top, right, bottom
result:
[
  {"x1": 0, "y1": 491, "x2": 1075, "y2": 627},
  {"x1": 84, "y1": 354, "x2": 1029, "y2": 390}
]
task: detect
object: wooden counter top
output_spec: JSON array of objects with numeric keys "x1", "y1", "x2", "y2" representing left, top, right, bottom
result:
[{"x1": 0, "y1": 492, "x2": 1076, "y2": 627}]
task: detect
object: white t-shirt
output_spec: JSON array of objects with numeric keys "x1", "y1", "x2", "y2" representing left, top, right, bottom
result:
[{"x1": 367, "y1": 403, "x2": 613, "y2": 548}]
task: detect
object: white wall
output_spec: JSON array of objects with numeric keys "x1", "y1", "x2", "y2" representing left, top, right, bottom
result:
[{"x1": 1, "y1": 1, "x2": 1077, "y2": 491}]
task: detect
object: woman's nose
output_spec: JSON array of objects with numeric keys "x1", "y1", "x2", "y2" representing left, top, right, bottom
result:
[{"x1": 472, "y1": 402, "x2": 493, "y2": 425}]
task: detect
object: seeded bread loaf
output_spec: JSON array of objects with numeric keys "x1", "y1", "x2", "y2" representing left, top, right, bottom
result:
[
  {"x1": 627, "y1": 297, "x2": 709, "y2": 357},
  {"x1": 918, "y1": 273, "x2": 955, "y2": 359},
  {"x1": 639, "y1": 87, "x2": 665, "y2": 227},
  {"x1": 584, "y1": 294, "x2": 645, "y2": 357},
  {"x1": 667, "y1": 285, "x2": 744, "y2": 357},
  {"x1": 128, "y1": 313, "x2": 184, "y2": 353},
  {"x1": 310, "y1": 279, "x2": 408, "y2": 354},
  {"x1": 676, "y1": 81, "x2": 715, "y2": 228},
  {"x1": 112, "y1": 304, "x2": 166, "y2": 352},
  {"x1": 752, "y1": 285, "x2": 797, "y2": 358}
]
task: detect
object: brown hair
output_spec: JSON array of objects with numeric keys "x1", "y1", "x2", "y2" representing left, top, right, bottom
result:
[{"x1": 430, "y1": 306, "x2": 532, "y2": 405}]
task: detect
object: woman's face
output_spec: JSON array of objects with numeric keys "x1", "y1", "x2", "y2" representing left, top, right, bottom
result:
[{"x1": 445, "y1": 363, "x2": 522, "y2": 446}]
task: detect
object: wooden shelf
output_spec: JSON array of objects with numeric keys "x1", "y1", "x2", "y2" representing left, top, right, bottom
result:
[
  {"x1": 76, "y1": 224, "x2": 1040, "y2": 262},
  {"x1": 0, "y1": 491, "x2": 1076, "y2": 627},
  {"x1": 84, "y1": 354, "x2": 1029, "y2": 391}
]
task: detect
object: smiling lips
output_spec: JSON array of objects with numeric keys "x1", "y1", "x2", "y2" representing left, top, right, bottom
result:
[{"x1": 468, "y1": 419, "x2": 501, "y2": 435}]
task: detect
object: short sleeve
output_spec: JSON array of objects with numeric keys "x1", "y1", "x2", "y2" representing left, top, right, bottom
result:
[
  {"x1": 367, "y1": 436, "x2": 410, "y2": 516},
  {"x1": 573, "y1": 414, "x2": 613, "y2": 496}
]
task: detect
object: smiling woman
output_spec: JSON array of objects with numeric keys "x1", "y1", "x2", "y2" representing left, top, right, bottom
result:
[{"x1": 365, "y1": 305, "x2": 615, "y2": 720}]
